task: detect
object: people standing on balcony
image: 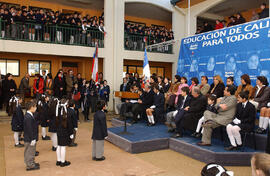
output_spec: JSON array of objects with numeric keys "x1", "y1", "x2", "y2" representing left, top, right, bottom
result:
[
  {"x1": 227, "y1": 16, "x2": 237, "y2": 27},
  {"x1": 35, "y1": 9, "x2": 45, "y2": 41},
  {"x1": 235, "y1": 13, "x2": 246, "y2": 25},
  {"x1": 250, "y1": 10, "x2": 259, "y2": 21},
  {"x1": 201, "y1": 22, "x2": 213, "y2": 33},
  {"x1": 214, "y1": 20, "x2": 224, "y2": 30},
  {"x1": 259, "y1": 3, "x2": 269, "y2": 19}
]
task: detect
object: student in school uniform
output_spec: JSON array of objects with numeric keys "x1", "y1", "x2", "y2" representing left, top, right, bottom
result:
[
  {"x1": 56, "y1": 99, "x2": 74, "y2": 167},
  {"x1": 48, "y1": 98, "x2": 59, "y2": 151},
  {"x1": 37, "y1": 94, "x2": 51, "y2": 140},
  {"x1": 68, "y1": 100, "x2": 78, "y2": 147},
  {"x1": 92, "y1": 100, "x2": 108, "y2": 161},
  {"x1": 82, "y1": 81, "x2": 91, "y2": 121},
  {"x1": 146, "y1": 84, "x2": 165, "y2": 126},
  {"x1": 11, "y1": 96, "x2": 24, "y2": 147},
  {"x1": 24, "y1": 100, "x2": 39, "y2": 171},
  {"x1": 225, "y1": 91, "x2": 256, "y2": 151}
]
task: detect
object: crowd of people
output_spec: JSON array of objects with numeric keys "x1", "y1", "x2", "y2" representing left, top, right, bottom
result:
[
  {"x1": 196, "y1": 3, "x2": 269, "y2": 34},
  {"x1": 0, "y1": 3, "x2": 105, "y2": 45},
  {"x1": 124, "y1": 21, "x2": 174, "y2": 52},
  {"x1": 117, "y1": 73, "x2": 270, "y2": 153},
  {"x1": 1, "y1": 69, "x2": 109, "y2": 170}
]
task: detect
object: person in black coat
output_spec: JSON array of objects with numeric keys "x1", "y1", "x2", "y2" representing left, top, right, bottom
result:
[
  {"x1": 225, "y1": 91, "x2": 256, "y2": 151},
  {"x1": 208, "y1": 76, "x2": 225, "y2": 98},
  {"x1": 48, "y1": 98, "x2": 59, "y2": 151},
  {"x1": 56, "y1": 99, "x2": 74, "y2": 167},
  {"x1": 11, "y1": 96, "x2": 24, "y2": 147},
  {"x1": 82, "y1": 81, "x2": 91, "y2": 121},
  {"x1": 174, "y1": 86, "x2": 207, "y2": 137},
  {"x1": 92, "y1": 100, "x2": 108, "y2": 161},
  {"x1": 23, "y1": 100, "x2": 39, "y2": 171},
  {"x1": 38, "y1": 94, "x2": 51, "y2": 140},
  {"x1": 53, "y1": 72, "x2": 65, "y2": 99},
  {"x1": 163, "y1": 77, "x2": 171, "y2": 93},
  {"x1": 259, "y1": 3, "x2": 269, "y2": 19},
  {"x1": 2, "y1": 73, "x2": 17, "y2": 114},
  {"x1": 146, "y1": 84, "x2": 165, "y2": 126},
  {"x1": 68, "y1": 100, "x2": 78, "y2": 147},
  {"x1": 166, "y1": 86, "x2": 191, "y2": 133}
]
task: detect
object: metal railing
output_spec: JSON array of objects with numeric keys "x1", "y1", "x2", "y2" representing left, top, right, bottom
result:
[
  {"x1": 0, "y1": 19, "x2": 104, "y2": 47},
  {"x1": 124, "y1": 33, "x2": 173, "y2": 54}
]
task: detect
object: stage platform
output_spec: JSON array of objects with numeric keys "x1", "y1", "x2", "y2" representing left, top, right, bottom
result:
[{"x1": 107, "y1": 118, "x2": 266, "y2": 166}]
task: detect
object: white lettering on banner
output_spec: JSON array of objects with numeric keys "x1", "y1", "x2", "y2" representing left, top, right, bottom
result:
[
  {"x1": 202, "y1": 38, "x2": 223, "y2": 47},
  {"x1": 183, "y1": 30, "x2": 227, "y2": 44},
  {"x1": 260, "y1": 58, "x2": 270, "y2": 61},
  {"x1": 226, "y1": 31, "x2": 259, "y2": 43},
  {"x1": 244, "y1": 20, "x2": 269, "y2": 32}
]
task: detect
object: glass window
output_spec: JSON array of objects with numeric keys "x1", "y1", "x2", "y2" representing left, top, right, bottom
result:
[
  {"x1": 128, "y1": 66, "x2": 136, "y2": 74},
  {"x1": 0, "y1": 59, "x2": 19, "y2": 76},
  {"x1": 157, "y1": 67, "x2": 164, "y2": 77},
  {"x1": 137, "y1": 67, "x2": 143, "y2": 77},
  {"x1": 28, "y1": 61, "x2": 51, "y2": 76},
  {"x1": 150, "y1": 67, "x2": 157, "y2": 75}
]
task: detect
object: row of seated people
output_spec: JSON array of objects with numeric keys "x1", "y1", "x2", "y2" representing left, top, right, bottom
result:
[{"x1": 117, "y1": 74, "x2": 270, "y2": 151}]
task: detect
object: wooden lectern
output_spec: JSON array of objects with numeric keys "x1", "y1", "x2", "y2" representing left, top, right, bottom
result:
[{"x1": 114, "y1": 91, "x2": 139, "y2": 99}]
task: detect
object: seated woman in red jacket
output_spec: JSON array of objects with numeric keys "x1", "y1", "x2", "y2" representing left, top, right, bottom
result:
[{"x1": 33, "y1": 74, "x2": 44, "y2": 99}]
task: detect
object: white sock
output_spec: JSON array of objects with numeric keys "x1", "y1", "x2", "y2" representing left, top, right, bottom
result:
[
  {"x1": 42, "y1": 127, "x2": 46, "y2": 137},
  {"x1": 196, "y1": 117, "x2": 204, "y2": 133},
  {"x1": 150, "y1": 115, "x2": 155, "y2": 124},
  {"x1": 259, "y1": 116, "x2": 265, "y2": 128},
  {"x1": 32, "y1": 34, "x2": 35, "y2": 40},
  {"x1": 14, "y1": 132, "x2": 19, "y2": 145},
  {"x1": 227, "y1": 125, "x2": 237, "y2": 147},
  {"x1": 263, "y1": 117, "x2": 269, "y2": 130},
  {"x1": 56, "y1": 146, "x2": 61, "y2": 162},
  {"x1": 201, "y1": 128, "x2": 204, "y2": 134},
  {"x1": 51, "y1": 133, "x2": 58, "y2": 148},
  {"x1": 235, "y1": 132, "x2": 242, "y2": 146},
  {"x1": 60, "y1": 146, "x2": 66, "y2": 163},
  {"x1": 147, "y1": 115, "x2": 151, "y2": 123}
]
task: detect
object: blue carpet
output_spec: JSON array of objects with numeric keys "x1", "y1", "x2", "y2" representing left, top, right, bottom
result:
[{"x1": 108, "y1": 122, "x2": 262, "y2": 153}]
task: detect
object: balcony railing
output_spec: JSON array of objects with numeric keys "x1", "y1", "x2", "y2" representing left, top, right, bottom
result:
[
  {"x1": 0, "y1": 19, "x2": 104, "y2": 47},
  {"x1": 124, "y1": 33, "x2": 173, "y2": 54}
]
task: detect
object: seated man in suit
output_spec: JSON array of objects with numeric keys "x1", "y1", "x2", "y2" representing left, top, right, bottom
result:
[
  {"x1": 165, "y1": 86, "x2": 191, "y2": 132},
  {"x1": 146, "y1": 84, "x2": 165, "y2": 126},
  {"x1": 131, "y1": 84, "x2": 154, "y2": 124},
  {"x1": 172, "y1": 86, "x2": 207, "y2": 138},
  {"x1": 225, "y1": 91, "x2": 256, "y2": 150},
  {"x1": 197, "y1": 85, "x2": 237, "y2": 146}
]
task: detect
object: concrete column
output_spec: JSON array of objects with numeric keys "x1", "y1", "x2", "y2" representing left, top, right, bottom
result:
[{"x1": 104, "y1": 0, "x2": 125, "y2": 111}]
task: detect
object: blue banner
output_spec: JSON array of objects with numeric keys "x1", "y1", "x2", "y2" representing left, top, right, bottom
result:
[{"x1": 177, "y1": 18, "x2": 270, "y2": 86}]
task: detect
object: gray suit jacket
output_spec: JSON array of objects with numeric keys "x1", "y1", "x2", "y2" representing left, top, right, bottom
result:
[
  {"x1": 211, "y1": 95, "x2": 237, "y2": 126},
  {"x1": 254, "y1": 86, "x2": 270, "y2": 109},
  {"x1": 199, "y1": 84, "x2": 210, "y2": 95}
]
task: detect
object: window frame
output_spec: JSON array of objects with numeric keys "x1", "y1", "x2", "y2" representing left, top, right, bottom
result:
[
  {"x1": 0, "y1": 58, "x2": 20, "y2": 77},
  {"x1": 124, "y1": 64, "x2": 165, "y2": 78},
  {"x1": 27, "y1": 60, "x2": 51, "y2": 77}
]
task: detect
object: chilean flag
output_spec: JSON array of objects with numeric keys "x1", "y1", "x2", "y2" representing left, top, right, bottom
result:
[
  {"x1": 91, "y1": 43, "x2": 99, "y2": 82},
  {"x1": 143, "y1": 48, "x2": 151, "y2": 87}
]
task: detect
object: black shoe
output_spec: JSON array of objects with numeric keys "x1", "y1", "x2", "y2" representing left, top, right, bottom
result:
[
  {"x1": 56, "y1": 161, "x2": 61, "y2": 166},
  {"x1": 261, "y1": 129, "x2": 267, "y2": 134},
  {"x1": 15, "y1": 143, "x2": 24, "y2": 148},
  {"x1": 92, "y1": 157, "x2": 96, "y2": 161},
  {"x1": 69, "y1": 143, "x2": 78, "y2": 147},
  {"x1": 191, "y1": 132, "x2": 198, "y2": 137},
  {"x1": 35, "y1": 151, "x2": 39, "y2": 156},
  {"x1": 124, "y1": 112, "x2": 133, "y2": 119},
  {"x1": 42, "y1": 136, "x2": 51, "y2": 140},
  {"x1": 60, "y1": 161, "x2": 71, "y2": 167},
  {"x1": 255, "y1": 128, "x2": 262, "y2": 134},
  {"x1": 171, "y1": 133, "x2": 182, "y2": 138},
  {"x1": 95, "y1": 156, "x2": 105, "y2": 161},
  {"x1": 52, "y1": 146, "x2": 57, "y2": 151},
  {"x1": 195, "y1": 133, "x2": 202, "y2": 138},
  {"x1": 19, "y1": 137, "x2": 24, "y2": 141},
  {"x1": 237, "y1": 144, "x2": 243, "y2": 150},
  {"x1": 26, "y1": 165, "x2": 40, "y2": 171},
  {"x1": 225, "y1": 145, "x2": 238, "y2": 151},
  {"x1": 168, "y1": 129, "x2": 175, "y2": 133},
  {"x1": 35, "y1": 163, "x2": 40, "y2": 167}
]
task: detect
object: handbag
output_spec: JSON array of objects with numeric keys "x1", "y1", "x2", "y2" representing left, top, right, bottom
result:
[{"x1": 72, "y1": 92, "x2": 81, "y2": 101}]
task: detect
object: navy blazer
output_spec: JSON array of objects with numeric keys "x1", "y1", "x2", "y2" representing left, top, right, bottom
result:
[
  {"x1": 153, "y1": 92, "x2": 165, "y2": 113},
  {"x1": 141, "y1": 89, "x2": 155, "y2": 109},
  {"x1": 176, "y1": 95, "x2": 192, "y2": 110},
  {"x1": 24, "y1": 112, "x2": 38, "y2": 143},
  {"x1": 233, "y1": 101, "x2": 256, "y2": 132},
  {"x1": 11, "y1": 105, "x2": 24, "y2": 132},
  {"x1": 92, "y1": 110, "x2": 108, "y2": 140},
  {"x1": 68, "y1": 107, "x2": 78, "y2": 129}
]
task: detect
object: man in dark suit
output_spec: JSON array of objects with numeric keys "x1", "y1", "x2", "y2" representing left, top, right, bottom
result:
[
  {"x1": 259, "y1": 3, "x2": 269, "y2": 19},
  {"x1": 146, "y1": 84, "x2": 165, "y2": 126},
  {"x1": 165, "y1": 86, "x2": 191, "y2": 133},
  {"x1": 92, "y1": 100, "x2": 108, "y2": 161},
  {"x1": 131, "y1": 84, "x2": 154, "y2": 124},
  {"x1": 24, "y1": 100, "x2": 39, "y2": 171},
  {"x1": 225, "y1": 91, "x2": 256, "y2": 150},
  {"x1": 173, "y1": 86, "x2": 207, "y2": 138}
]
